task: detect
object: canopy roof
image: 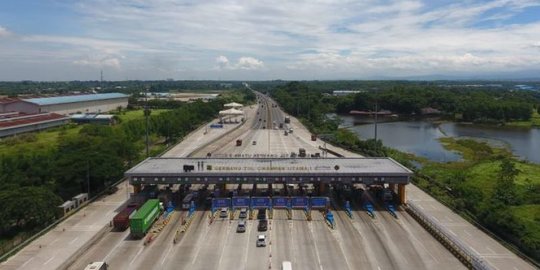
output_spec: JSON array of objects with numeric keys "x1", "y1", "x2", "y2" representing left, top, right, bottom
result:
[
  {"x1": 224, "y1": 102, "x2": 243, "y2": 108},
  {"x1": 219, "y1": 108, "x2": 244, "y2": 115}
]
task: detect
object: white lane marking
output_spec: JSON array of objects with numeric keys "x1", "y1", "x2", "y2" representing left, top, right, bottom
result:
[
  {"x1": 43, "y1": 256, "x2": 55, "y2": 265},
  {"x1": 486, "y1": 247, "x2": 496, "y2": 254},
  {"x1": 129, "y1": 246, "x2": 144, "y2": 265},
  {"x1": 378, "y1": 266, "x2": 382, "y2": 270},
  {"x1": 446, "y1": 216, "x2": 453, "y2": 222},
  {"x1": 103, "y1": 231, "x2": 129, "y2": 261},
  {"x1": 19, "y1": 257, "x2": 33, "y2": 269},
  {"x1": 160, "y1": 244, "x2": 173, "y2": 265},
  {"x1": 307, "y1": 222, "x2": 324, "y2": 270},
  {"x1": 464, "y1": 230, "x2": 472, "y2": 237},
  {"x1": 69, "y1": 237, "x2": 79, "y2": 245},
  {"x1": 403, "y1": 221, "x2": 439, "y2": 263},
  {"x1": 243, "y1": 218, "x2": 253, "y2": 267},
  {"x1": 448, "y1": 229, "x2": 457, "y2": 236},
  {"x1": 216, "y1": 222, "x2": 232, "y2": 267},
  {"x1": 432, "y1": 216, "x2": 440, "y2": 223},
  {"x1": 191, "y1": 213, "x2": 211, "y2": 265}
]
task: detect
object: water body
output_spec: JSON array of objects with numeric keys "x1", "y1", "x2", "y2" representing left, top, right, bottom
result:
[{"x1": 341, "y1": 116, "x2": 540, "y2": 163}]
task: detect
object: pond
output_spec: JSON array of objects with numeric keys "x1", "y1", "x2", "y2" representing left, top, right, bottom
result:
[{"x1": 341, "y1": 116, "x2": 540, "y2": 163}]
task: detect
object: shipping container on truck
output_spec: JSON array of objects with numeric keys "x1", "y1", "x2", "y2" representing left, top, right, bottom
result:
[
  {"x1": 130, "y1": 199, "x2": 161, "y2": 238},
  {"x1": 113, "y1": 203, "x2": 140, "y2": 231}
]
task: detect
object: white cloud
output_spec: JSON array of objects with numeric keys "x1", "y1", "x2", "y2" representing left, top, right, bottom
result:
[
  {"x1": 236, "y1": 57, "x2": 264, "y2": 70},
  {"x1": 216, "y1": 56, "x2": 264, "y2": 70},
  {"x1": 1, "y1": 1, "x2": 540, "y2": 80},
  {"x1": 0, "y1": 26, "x2": 11, "y2": 37},
  {"x1": 216, "y1": 55, "x2": 229, "y2": 69}
]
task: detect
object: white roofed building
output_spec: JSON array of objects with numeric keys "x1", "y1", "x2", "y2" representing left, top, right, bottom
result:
[{"x1": 0, "y1": 93, "x2": 129, "y2": 115}]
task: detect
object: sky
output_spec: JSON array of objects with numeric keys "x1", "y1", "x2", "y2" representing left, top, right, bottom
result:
[{"x1": 0, "y1": 0, "x2": 539, "y2": 81}]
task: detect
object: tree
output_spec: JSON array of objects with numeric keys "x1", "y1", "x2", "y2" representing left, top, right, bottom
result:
[{"x1": 492, "y1": 159, "x2": 520, "y2": 205}]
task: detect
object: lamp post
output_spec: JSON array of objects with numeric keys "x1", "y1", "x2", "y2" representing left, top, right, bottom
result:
[
  {"x1": 86, "y1": 160, "x2": 90, "y2": 197},
  {"x1": 144, "y1": 88, "x2": 151, "y2": 157}
]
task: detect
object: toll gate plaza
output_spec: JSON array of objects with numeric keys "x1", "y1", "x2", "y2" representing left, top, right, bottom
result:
[{"x1": 125, "y1": 157, "x2": 413, "y2": 203}]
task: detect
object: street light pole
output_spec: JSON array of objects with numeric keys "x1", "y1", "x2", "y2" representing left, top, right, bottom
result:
[
  {"x1": 144, "y1": 87, "x2": 150, "y2": 157},
  {"x1": 86, "y1": 160, "x2": 90, "y2": 197},
  {"x1": 374, "y1": 100, "x2": 378, "y2": 141}
]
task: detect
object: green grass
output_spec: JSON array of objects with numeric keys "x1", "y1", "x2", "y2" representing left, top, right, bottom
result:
[
  {"x1": 0, "y1": 125, "x2": 82, "y2": 156},
  {"x1": 511, "y1": 204, "x2": 540, "y2": 247},
  {"x1": 424, "y1": 138, "x2": 540, "y2": 195},
  {"x1": 416, "y1": 137, "x2": 540, "y2": 259},
  {"x1": 115, "y1": 109, "x2": 170, "y2": 122},
  {"x1": 506, "y1": 110, "x2": 540, "y2": 128}
]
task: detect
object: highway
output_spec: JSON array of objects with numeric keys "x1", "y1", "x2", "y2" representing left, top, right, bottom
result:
[
  {"x1": 6, "y1": 90, "x2": 535, "y2": 270},
  {"x1": 65, "y1": 92, "x2": 465, "y2": 270}
]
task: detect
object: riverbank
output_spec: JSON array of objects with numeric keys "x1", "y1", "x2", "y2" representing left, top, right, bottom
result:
[{"x1": 506, "y1": 110, "x2": 540, "y2": 128}]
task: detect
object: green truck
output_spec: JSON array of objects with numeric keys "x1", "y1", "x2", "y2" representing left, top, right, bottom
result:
[{"x1": 130, "y1": 199, "x2": 161, "y2": 238}]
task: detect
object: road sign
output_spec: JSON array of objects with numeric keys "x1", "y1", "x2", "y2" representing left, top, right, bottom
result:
[
  {"x1": 232, "y1": 196, "x2": 250, "y2": 208},
  {"x1": 291, "y1": 197, "x2": 309, "y2": 208},
  {"x1": 272, "y1": 197, "x2": 289, "y2": 208},
  {"x1": 212, "y1": 198, "x2": 230, "y2": 209},
  {"x1": 251, "y1": 197, "x2": 271, "y2": 209},
  {"x1": 310, "y1": 197, "x2": 329, "y2": 209}
]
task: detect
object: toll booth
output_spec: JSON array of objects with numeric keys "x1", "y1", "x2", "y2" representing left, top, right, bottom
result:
[
  {"x1": 251, "y1": 197, "x2": 271, "y2": 209},
  {"x1": 58, "y1": 200, "x2": 76, "y2": 216},
  {"x1": 310, "y1": 197, "x2": 329, "y2": 209},
  {"x1": 211, "y1": 198, "x2": 231, "y2": 213},
  {"x1": 232, "y1": 197, "x2": 250, "y2": 209},
  {"x1": 272, "y1": 197, "x2": 289, "y2": 209},
  {"x1": 291, "y1": 197, "x2": 309, "y2": 209},
  {"x1": 72, "y1": 193, "x2": 88, "y2": 208}
]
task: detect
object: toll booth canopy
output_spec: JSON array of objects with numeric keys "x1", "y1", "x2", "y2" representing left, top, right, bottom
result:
[{"x1": 125, "y1": 157, "x2": 413, "y2": 185}]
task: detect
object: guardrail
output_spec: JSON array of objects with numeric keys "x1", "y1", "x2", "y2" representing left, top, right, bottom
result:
[{"x1": 406, "y1": 200, "x2": 492, "y2": 270}]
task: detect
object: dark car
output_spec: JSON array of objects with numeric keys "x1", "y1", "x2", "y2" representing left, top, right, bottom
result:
[
  {"x1": 257, "y1": 208, "x2": 267, "y2": 220},
  {"x1": 239, "y1": 208, "x2": 248, "y2": 219},
  {"x1": 258, "y1": 219, "x2": 268, "y2": 231}
]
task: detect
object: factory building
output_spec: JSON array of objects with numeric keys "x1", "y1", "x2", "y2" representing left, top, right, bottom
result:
[
  {"x1": 0, "y1": 112, "x2": 71, "y2": 138},
  {"x1": 0, "y1": 93, "x2": 129, "y2": 115}
]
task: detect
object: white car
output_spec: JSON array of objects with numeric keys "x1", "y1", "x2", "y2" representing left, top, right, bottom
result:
[
  {"x1": 219, "y1": 208, "x2": 228, "y2": 218},
  {"x1": 256, "y1": 234, "x2": 266, "y2": 247}
]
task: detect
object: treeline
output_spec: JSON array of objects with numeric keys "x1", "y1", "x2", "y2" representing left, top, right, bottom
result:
[
  {"x1": 270, "y1": 82, "x2": 539, "y2": 123},
  {"x1": 335, "y1": 87, "x2": 538, "y2": 122},
  {"x1": 271, "y1": 82, "x2": 339, "y2": 134},
  {"x1": 0, "y1": 80, "x2": 246, "y2": 96},
  {"x1": 270, "y1": 82, "x2": 398, "y2": 159},
  {"x1": 0, "y1": 96, "x2": 231, "y2": 241}
]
